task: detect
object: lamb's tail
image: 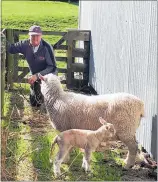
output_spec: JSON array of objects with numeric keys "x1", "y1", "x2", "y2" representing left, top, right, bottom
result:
[{"x1": 50, "y1": 135, "x2": 58, "y2": 163}]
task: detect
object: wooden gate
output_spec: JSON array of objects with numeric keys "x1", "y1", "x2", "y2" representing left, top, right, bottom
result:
[
  {"x1": 1, "y1": 31, "x2": 6, "y2": 117},
  {"x1": 4, "y1": 29, "x2": 90, "y2": 90}
]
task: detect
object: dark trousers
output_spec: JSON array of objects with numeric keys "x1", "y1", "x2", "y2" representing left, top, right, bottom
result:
[{"x1": 29, "y1": 80, "x2": 44, "y2": 107}]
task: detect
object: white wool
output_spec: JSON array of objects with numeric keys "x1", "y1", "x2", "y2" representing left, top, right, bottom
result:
[{"x1": 41, "y1": 73, "x2": 145, "y2": 168}]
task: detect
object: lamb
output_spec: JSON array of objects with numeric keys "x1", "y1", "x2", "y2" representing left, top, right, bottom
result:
[
  {"x1": 39, "y1": 73, "x2": 145, "y2": 169},
  {"x1": 50, "y1": 117, "x2": 116, "y2": 176}
]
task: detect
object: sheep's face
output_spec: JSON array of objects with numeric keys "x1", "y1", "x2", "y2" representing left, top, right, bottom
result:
[
  {"x1": 39, "y1": 74, "x2": 61, "y2": 96},
  {"x1": 99, "y1": 117, "x2": 116, "y2": 138}
]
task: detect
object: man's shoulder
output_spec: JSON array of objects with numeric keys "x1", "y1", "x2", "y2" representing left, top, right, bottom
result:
[{"x1": 41, "y1": 39, "x2": 52, "y2": 49}]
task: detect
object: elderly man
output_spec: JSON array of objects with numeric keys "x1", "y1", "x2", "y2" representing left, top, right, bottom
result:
[{"x1": 8, "y1": 25, "x2": 57, "y2": 107}]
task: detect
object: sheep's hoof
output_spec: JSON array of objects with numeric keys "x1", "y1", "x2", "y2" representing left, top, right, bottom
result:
[
  {"x1": 124, "y1": 159, "x2": 134, "y2": 169},
  {"x1": 124, "y1": 155, "x2": 136, "y2": 169},
  {"x1": 54, "y1": 171, "x2": 61, "y2": 178},
  {"x1": 82, "y1": 163, "x2": 85, "y2": 169},
  {"x1": 84, "y1": 167, "x2": 91, "y2": 173},
  {"x1": 123, "y1": 164, "x2": 133, "y2": 169},
  {"x1": 49, "y1": 159, "x2": 53, "y2": 163},
  {"x1": 85, "y1": 169, "x2": 91, "y2": 173}
]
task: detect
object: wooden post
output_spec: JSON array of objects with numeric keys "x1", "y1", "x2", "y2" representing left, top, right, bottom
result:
[
  {"x1": 1, "y1": 32, "x2": 6, "y2": 117},
  {"x1": 6, "y1": 29, "x2": 14, "y2": 89},
  {"x1": 13, "y1": 31, "x2": 19, "y2": 82},
  {"x1": 83, "y1": 40, "x2": 90, "y2": 85},
  {"x1": 66, "y1": 29, "x2": 90, "y2": 89},
  {"x1": 66, "y1": 30, "x2": 75, "y2": 89}
]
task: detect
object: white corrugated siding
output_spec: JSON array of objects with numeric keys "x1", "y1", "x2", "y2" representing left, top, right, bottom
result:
[{"x1": 79, "y1": 1, "x2": 157, "y2": 159}]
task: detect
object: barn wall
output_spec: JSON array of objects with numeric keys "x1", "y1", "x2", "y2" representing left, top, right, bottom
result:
[{"x1": 79, "y1": 1, "x2": 157, "y2": 160}]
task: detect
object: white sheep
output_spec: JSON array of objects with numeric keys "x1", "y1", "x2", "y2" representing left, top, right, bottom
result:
[
  {"x1": 50, "y1": 117, "x2": 116, "y2": 176},
  {"x1": 39, "y1": 73, "x2": 144, "y2": 169}
]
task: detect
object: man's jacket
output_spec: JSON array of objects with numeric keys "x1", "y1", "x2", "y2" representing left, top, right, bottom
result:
[{"x1": 8, "y1": 39, "x2": 57, "y2": 75}]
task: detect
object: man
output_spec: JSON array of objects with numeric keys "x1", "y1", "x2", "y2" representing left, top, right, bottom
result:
[{"x1": 8, "y1": 25, "x2": 57, "y2": 107}]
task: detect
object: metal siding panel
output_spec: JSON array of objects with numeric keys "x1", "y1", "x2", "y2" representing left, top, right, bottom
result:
[
  {"x1": 128, "y1": 2, "x2": 152, "y2": 150},
  {"x1": 144, "y1": 1, "x2": 157, "y2": 159},
  {"x1": 79, "y1": 1, "x2": 157, "y2": 159}
]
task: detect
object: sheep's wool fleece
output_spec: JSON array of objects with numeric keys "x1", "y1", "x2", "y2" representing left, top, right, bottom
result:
[{"x1": 40, "y1": 74, "x2": 144, "y2": 141}]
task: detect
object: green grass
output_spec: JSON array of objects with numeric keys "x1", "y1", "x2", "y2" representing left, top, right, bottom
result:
[
  {"x1": 2, "y1": 1, "x2": 78, "y2": 31},
  {"x1": 2, "y1": 91, "x2": 123, "y2": 181},
  {"x1": 2, "y1": 1, "x2": 78, "y2": 71}
]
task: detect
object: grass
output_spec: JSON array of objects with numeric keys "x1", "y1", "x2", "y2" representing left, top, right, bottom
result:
[
  {"x1": 2, "y1": 1, "x2": 78, "y2": 72},
  {"x1": 2, "y1": 90, "x2": 124, "y2": 181},
  {"x1": 1, "y1": 1, "x2": 124, "y2": 181},
  {"x1": 2, "y1": 1, "x2": 78, "y2": 31}
]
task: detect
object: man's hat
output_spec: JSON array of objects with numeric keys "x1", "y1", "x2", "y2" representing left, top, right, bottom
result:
[{"x1": 28, "y1": 25, "x2": 42, "y2": 35}]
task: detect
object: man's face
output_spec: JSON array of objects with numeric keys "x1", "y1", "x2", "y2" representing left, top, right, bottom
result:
[{"x1": 30, "y1": 35, "x2": 42, "y2": 46}]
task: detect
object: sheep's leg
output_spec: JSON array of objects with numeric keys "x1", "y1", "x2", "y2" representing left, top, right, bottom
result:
[
  {"x1": 54, "y1": 148, "x2": 67, "y2": 176},
  {"x1": 83, "y1": 148, "x2": 91, "y2": 172},
  {"x1": 122, "y1": 137, "x2": 138, "y2": 169}
]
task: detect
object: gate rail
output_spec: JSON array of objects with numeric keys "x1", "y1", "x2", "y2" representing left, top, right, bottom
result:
[{"x1": 3, "y1": 29, "x2": 90, "y2": 89}]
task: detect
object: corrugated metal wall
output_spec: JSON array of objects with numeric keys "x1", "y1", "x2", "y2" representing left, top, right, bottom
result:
[{"x1": 79, "y1": 1, "x2": 157, "y2": 160}]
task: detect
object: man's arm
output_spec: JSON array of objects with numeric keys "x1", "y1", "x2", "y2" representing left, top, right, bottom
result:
[
  {"x1": 7, "y1": 40, "x2": 25, "y2": 54},
  {"x1": 39, "y1": 45, "x2": 57, "y2": 76}
]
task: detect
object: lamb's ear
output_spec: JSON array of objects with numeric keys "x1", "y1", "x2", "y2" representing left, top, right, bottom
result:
[
  {"x1": 38, "y1": 73, "x2": 46, "y2": 81},
  {"x1": 99, "y1": 117, "x2": 107, "y2": 125}
]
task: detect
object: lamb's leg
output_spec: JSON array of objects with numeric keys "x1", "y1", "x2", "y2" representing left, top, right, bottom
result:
[
  {"x1": 122, "y1": 136, "x2": 138, "y2": 169},
  {"x1": 63, "y1": 147, "x2": 73, "y2": 164},
  {"x1": 82, "y1": 156, "x2": 86, "y2": 169},
  {"x1": 54, "y1": 147, "x2": 67, "y2": 177},
  {"x1": 83, "y1": 148, "x2": 91, "y2": 172},
  {"x1": 82, "y1": 150, "x2": 86, "y2": 169}
]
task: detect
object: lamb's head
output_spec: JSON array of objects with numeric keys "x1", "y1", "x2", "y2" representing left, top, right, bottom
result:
[
  {"x1": 99, "y1": 117, "x2": 116, "y2": 138},
  {"x1": 39, "y1": 73, "x2": 63, "y2": 97}
]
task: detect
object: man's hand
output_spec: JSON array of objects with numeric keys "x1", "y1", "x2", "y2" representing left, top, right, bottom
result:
[{"x1": 28, "y1": 74, "x2": 38, "y2": 85}]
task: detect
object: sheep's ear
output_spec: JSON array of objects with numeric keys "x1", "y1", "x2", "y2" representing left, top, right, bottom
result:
[
  {"x1": 38, "y1": 74, "x2": 46, "y2": 81},
  {"x1": 58, "y1": 75, "x2": 65, "y2": 82},
  {"x1": 99, "y1": 117, "x2": 107, "y2": 125}
]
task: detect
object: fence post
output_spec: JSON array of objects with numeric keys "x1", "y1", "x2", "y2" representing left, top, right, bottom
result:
[
  {"x1": 6, "y1": 29, "x2": 14, "y2": 89},
  {"x1": 1, "y1": 32, "x2": 6, "y2": 117},
  {"x1": 13, "y1": 31, "x2": 19, "y2": 82},
  {"x1": 66, "y1": 29, "x2": 90, "y2": 89},
  {"x1": 66, "y1": 30, "x2": 75, "y2": 89},
  {"x1": 83, "y1": 40, "x2": 90, "y2": 85}
]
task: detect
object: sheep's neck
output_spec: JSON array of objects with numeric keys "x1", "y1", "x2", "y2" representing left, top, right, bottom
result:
[{"x1": 45, "y1": 88, "x2": 63, "y2": 105}]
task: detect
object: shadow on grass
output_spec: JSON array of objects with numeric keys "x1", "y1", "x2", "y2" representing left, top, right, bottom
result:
[
  {"x1": 2, "y1": 90, "x2": 25, "y2": 181},
  {"x1": 69, "y1": 2, "x2": 79, "y2": 6},
  {"x1": 27, "y1": 105, "x2": 57, "y2": 181},
  {"x1": 66, "y1": 151, "x2": 123, "y2": 181},
  {"x1": 2, "y1": 88, "x2": 56, "y2": 181}
]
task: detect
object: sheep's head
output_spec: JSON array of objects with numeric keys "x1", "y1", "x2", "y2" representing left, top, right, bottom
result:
[
  {"x1": 99, "y1": 117, "x2": 116, "y2": 138},
  {"x1": 38, "y1": 73, "x2": 63, "y2": 97}
]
